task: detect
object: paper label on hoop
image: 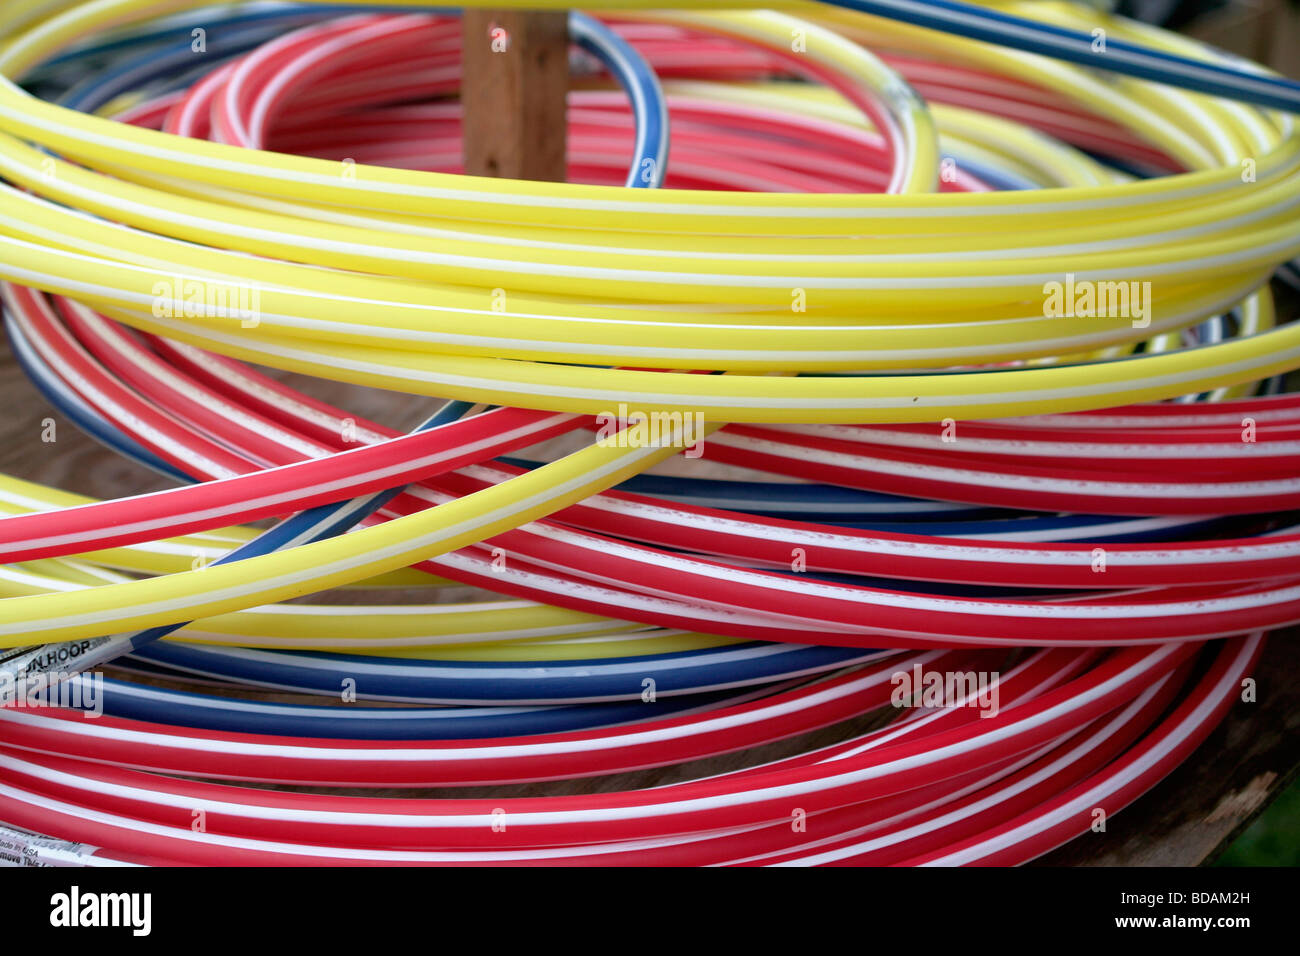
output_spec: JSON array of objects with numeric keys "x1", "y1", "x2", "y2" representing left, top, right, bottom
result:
[{"x1": 0, "y1": 824, "x2": 99, "y2": 867}]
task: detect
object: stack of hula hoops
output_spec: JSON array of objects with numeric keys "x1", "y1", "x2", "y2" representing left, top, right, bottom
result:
[{"x1": 0, "y1": 0, "x2": 1297, "y2": 865}]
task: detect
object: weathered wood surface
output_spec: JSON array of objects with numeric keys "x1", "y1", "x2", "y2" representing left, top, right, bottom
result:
[
  {"x1": 460, "y1": 10, "x2": 568, "y2": 182},
  {"x1": 2, "y1": 342, "x2": 1295, "y2": 864}
]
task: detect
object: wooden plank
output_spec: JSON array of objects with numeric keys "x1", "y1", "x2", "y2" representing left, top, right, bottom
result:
[{"x1": 460, "y1": 9, "x2": 568, "y2": 182}]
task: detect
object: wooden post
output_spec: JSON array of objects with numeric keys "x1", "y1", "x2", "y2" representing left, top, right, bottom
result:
[{"x1": 461, "y1": 10, "x2": 568, "y2": 182}]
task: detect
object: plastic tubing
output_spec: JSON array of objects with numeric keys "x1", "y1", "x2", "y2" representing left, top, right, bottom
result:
[
  {"x1": 0, "y1": 9, "x2": 698, "y2": 682},
  {"x1": 14, "y1": 291, "x2": 1300, "y2": 658},
  {"x1": 0, "y1": 2, "x2": 1290, "y2": 866},
  {"x1": 0, "y1": 642, "x2": 1225, "y2": 862},
  {"x1": 0, "y1": 4, "x2": 1294, "y2": 422},
  {"x1": 0, "y1": 13, "x2": 1289, "y2": 650},
  {"x1": 12, "y1": 283, "x2": 1300, "y2": 681}
]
